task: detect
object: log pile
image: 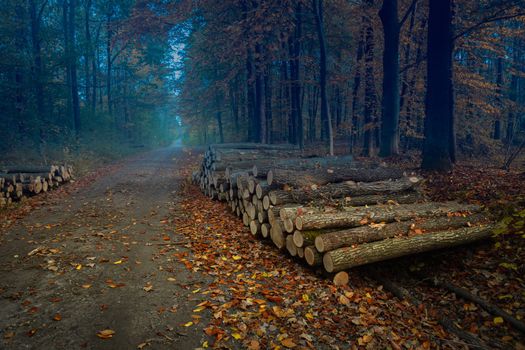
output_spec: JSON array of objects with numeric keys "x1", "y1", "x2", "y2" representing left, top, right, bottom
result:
[
  {"x1": 192, "y1": 143, "x2": 493, "y2": 274},
  {"x1": 0, "y1": 165, "x2": 73, "y2": 208}
]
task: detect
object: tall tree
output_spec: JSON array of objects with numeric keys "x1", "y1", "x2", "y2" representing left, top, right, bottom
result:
[
  {"x1": 421, "y1": 0, "x2": 454, "y2": 170},
  {"x1": 378, "y1": 0, "x2": 400, "y2": 156},
  {"x1": 68, "y1": 0, "x2": 81, "y2": 136},
  {"x1": 313, "y1": 0, "x2": 334, "y2": 155}
]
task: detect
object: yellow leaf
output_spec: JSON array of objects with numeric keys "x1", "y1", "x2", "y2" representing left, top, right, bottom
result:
[
  {"x1": 305, "y1": 313, "x2": 314, "y2": 321},
  {"x1": 76, "y1": 264, "x2": 82, "y2": 270},
  {"x1": 493, "y1": 317, "x2": 504, "y2": 325},
  {"x1": 113, "y1": 260, "x2": 123, "y2": 265},
  {"x1": 192, "y1": 288, "x2": 201, "y2": 294},
  {"x1": 193, "y1": 306, "x2": 205, "y2": 312},
  {"x1": 232, "y1": 255, "x2": 242, "y2": 261},
  {"x1": 232, "y1": 333, "x2": 242, "y2": 340},
  {"x1": 281, "y1": 338, "x2": 296, "y2": 348},
  {"x1": 302, "y1": 294, "x2": 309, "y2": 302},
  {"x1": 202, "y1": 341, "x2": 209, "y2": 348},
  {"x1": 97, "y1": 329, "x2": 115, "y2": 339},
  {"x1": 81, "y1": 284, "x2": 92, "y2": 289},
  {"x1": 183, "y1": 322, "x2": 193, "y2": 327},
  {"x1": 339, "y1": 295, "x2": 350, "y2": 306}
]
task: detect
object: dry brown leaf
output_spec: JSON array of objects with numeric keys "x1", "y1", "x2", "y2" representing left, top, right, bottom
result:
[{"x1": 97, "y1": 329, "x2": 115, "y2": 339}]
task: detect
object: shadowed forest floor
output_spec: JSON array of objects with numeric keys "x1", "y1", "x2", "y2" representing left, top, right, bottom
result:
[{"x1": 0, "y1": 147, "x2": 524, "y2": 349}]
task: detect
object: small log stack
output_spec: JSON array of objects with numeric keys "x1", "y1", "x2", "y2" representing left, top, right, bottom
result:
[
  {"x1": 0, "y1": 165, "x2": 73, "y2": 208},
  {"x1": 192, "y1": 143, "x2": 493, "y2": 275}
]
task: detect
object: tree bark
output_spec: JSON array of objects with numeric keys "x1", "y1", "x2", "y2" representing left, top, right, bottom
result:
[
  {"x1": 379, "y1": 0, "x2": 400, "y2": 156},
  {"x1": 268, "y1": 177, "x2": 420, "y2": 206},
  {"x1": 323, "y1": 225, "x2": 494, "y2": 272},
  {"x1": 421, "y1": 0, "x2": 454, "y2": 171},
  {"x1": 106, "y1": 10, "x2": 113, "y2": 115},
  {"x1": 295, "y1": 201, "x2": 480, "y2": 231},
  {"x1": 29, "y1": 0, "x2": 46, "y2": 143},
  {"x1": 362, "y1": 5, "x2": 377, "y2": 157},
  {"x1": 313, "y1": 0, "x2": 334, "y2": 155},
  {"x1": 315, "y1": 213, "x2": 487, "y2": 252},
  {"x1": 289, "y1": 3, "x2": 303, "y2": 149},
  {"x1": 267, "y1": 167, "x2": 406, "y2": 187},
  {"x1": 69, "y1": 0, "x2": 81, "y2": 136}
]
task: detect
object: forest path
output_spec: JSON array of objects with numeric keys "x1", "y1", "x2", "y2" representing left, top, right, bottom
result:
[{"x1": 0, "y1": 146, "x2": 210, "y2": 350}]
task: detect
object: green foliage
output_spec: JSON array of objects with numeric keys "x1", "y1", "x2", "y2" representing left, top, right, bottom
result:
[{"x1": 493, "y1": 206, "x2": 525, "y2": 238}]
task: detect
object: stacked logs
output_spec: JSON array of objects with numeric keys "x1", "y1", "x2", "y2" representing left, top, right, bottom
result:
[
  {"x1": 192, "y1": 143, "x2": 493, "y2": 274},
  {"x1": 0, "y1": 165, "x2": 73, "y2": 208}
]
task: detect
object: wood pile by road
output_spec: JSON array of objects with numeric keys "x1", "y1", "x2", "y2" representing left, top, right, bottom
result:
[
  {"x1": 0, "y1": 165, "x2": 73, "y2": 208},
  {"x1": 192, "y1": 143, "x2": 494, "y2": 275}
]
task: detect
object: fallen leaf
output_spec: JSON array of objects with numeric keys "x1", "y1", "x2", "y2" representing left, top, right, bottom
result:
[
  {"x1": 183, "y1": 322, "x2": 193, "y2": 327},
  {"x1": 3, "y1": 331, "x2": 14, "y2": 339},
  {"x1": 53, "y1": 313, "x2": 62, "y2": 321},
  {"x1": 281, "y1": 338, "x2": 296, "y2": 348},
  {"x1": 247, "y1": 340, "x2": 260, "y2": 350},
  {"x1": 493, "y1": 317, "x2": 504, "y2": 325},
  {"x1": 97, "y1": 329, "x2": 115, "y2": 339}
]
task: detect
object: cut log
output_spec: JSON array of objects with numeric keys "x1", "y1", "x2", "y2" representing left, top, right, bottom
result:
[
  {"x1": 286, "y1": 235, "x2": 298, "y2": 256},
  {"x1": 253, "y1": 155, "x2": 356, "y2": 177},
  {"x1": 267, "y1": 167, "x2": 406, "y2": 187},
  {"x1": 304, "y1": 246, "x2": 323, "y2": 267},
  {"x1": 293, "y1": 229, "x2": 335, "y2": 248},
  {"x1": 314, "y1": 213, "x2": 487, "y2": 252},
  {"x1": 209, "y1": 143, "x2": 299, "y2": 150},
  {"x1": 283, "y1": 218, "x2": 295, "y2": 233},
  {"x1": 261, "y1": 223, "x2": 271, "y2": 238},
  {"x1": 323, "y1": 224, "x2": 494, "y2": 272},
  {"x1": 269, "y1": 177, "x2": 421, "y2": 206},
  {"x1": 295, "y1": 202, "x2": 481, "y2": 231},
  {"x1": 242, "y1": 212, "x2": 250, "y2": 226},
  {"x1": 270, "y1": 220, "x2": 286, "y2": 249},
  {"x1": 257, "y1": 210, "x2": 268, "y2": 224},
  {"x1": 296, "y1": 246, "x2": 304, "y2": 258},
  {"x1": 250, "y1": 220, "x2": 261, "y2": 237},
  {"x1": 0, "y1": 165, "x2": 56, "y2": 174},
  {"x1": 333, "y1": 271, "x2": 349, "y2": 286}
]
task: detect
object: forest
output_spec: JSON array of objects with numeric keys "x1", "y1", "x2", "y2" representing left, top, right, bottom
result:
[
  {"x1": 1, "y1": 0, "x2": 525, "y2": 349},
  {"x1": 1, "y1": 0, "x2": 524, "y2": 170}
]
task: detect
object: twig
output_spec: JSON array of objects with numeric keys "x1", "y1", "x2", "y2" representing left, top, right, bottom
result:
[{"x1": 434, "y1": 278, "x2": 525, "y2": 333}]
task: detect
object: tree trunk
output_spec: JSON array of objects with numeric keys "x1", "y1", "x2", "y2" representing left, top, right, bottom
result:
[
  {"x1": 69, "y1": 0, "x2": 81, "y2": 136},
  {"x1": 421, "y1": 0, "x2": 454, "y2": 171},
  {"x1": 315, "y1": 213, "x2": 487, "y2": 252},
  {"x1": 351, "y1": 26, "x2": 365, "y2": 153},
  {"x1": 323, "y1": 225, "x2": 493, "y2": 272},
  {"x1": 215, "y1": 92, "x2": 224, "y2": 143},
  {"x1": 289, "y1": 3, "x2": 303, "y2": 149},
  {"x1": 267, "y1": 166, "x2": 406, "y2": 187},
  {"x1": 106, "y1": 11, "x2": 113, "y2": 115},
  {"x1": 29, "y1": 0, "x2": 46, "y2": 144},
  {"x1": 493, "y1": 57, "x2": 503, "y2": 140},
  {"x1": 362, "y1": 6, "x2": 377, "y2": 157},
  {"x1": 84, "y1": 0, "x2": 92, "y2": 110},
  {"x1": 313, "y1": 0, "x2": 333, "y2": 155},
  {"x1": 268, "y1": 177, "x2": 419, "y2": 206},
  {"x1": 295, "y1": 201, "x2": 480, "y2": 231},
  {"x1": 379, "y1": 0, "x2": 400, "y2": 157}
]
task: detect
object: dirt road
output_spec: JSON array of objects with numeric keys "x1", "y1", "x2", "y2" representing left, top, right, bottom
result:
[{"x1": 0, "y1": 147, "x2": 210, "y2": 350}]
